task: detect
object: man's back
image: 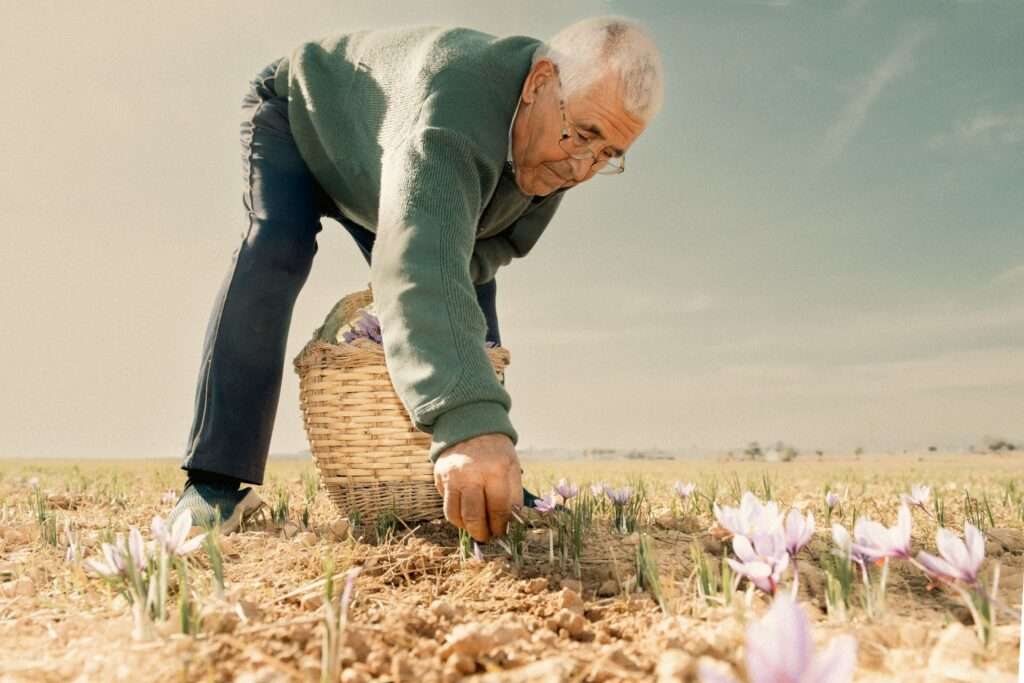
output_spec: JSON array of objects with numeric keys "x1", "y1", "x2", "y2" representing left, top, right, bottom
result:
[{"x1": 275, "y1": 26, "x2": 542, "y2": 232}]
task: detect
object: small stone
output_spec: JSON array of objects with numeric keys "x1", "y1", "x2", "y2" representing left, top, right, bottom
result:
[
  {"x1": 329, "y1": 519, "x2": 351, "y2": 540},
  {"x1": 429, "y1": 598, "x2": 455, "y2": 620},
  {"x1": 558, "y1": 587, "x2": 584, "y2": 614},
  {"x1": 439, "y1": 619, "x2": 529, "y2": 659},
  {"x1": 987, "y1": 527, "x2": 1024, "y2": 554},
  {"x1": 655, "y1": 650, "x2": 694, "y2": 683},
  {"x1": 449, "y1": 652, "x2": 477, "y2": 675},
  {"x1": 596, "y1": 580, "x2": 619, "y2": 597},
  {"x1": 699, "y1": 535, "x2": 723, "y2": 555},
  {"x1": 473, "y1": 657, "x2": 575, "y2": 683},
  {"x1": 545, "y1": 609, "x2": 588, "y2": 639},
  {"x1": 523, "y1": 577, "x2": 548, "y2": 594},
  {"x1": 340, "y1": 669, "x2": 368, "y2": 683},
  {"x1": 282, "y1": 522, "x2": 301, "y2": 539},
  {"x1": 234, "y1": 599, "x2": 264, "y2": 623},
  {"x1": 559, "y1": 578, "x2": 583, "y2": 594},
  {"x1": 296, "y1": 531, "x2": 318, "y2": 547}
]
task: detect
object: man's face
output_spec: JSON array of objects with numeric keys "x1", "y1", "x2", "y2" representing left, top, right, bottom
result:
[{"x1": 510, "y1": 59, "x2": 647, "y2": 197}]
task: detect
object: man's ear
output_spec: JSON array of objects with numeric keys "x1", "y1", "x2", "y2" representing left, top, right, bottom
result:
[{"x1": 521, "y1": 59, "x2": 557, "y2": 105}]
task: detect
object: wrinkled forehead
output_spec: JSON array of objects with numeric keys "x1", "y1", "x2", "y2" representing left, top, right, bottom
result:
[{"x1": 565, "y1": 72, "x2": 647, "y2": 148}]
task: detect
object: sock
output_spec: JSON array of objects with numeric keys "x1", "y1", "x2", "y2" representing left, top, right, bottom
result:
[{"x1": 186, "y1": 469, "x2": 242, "y2": 490}]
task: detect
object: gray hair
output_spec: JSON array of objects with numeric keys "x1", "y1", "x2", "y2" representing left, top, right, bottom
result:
[{"x1": 533, "y1": 16, "x2": 665, "y2": 122}]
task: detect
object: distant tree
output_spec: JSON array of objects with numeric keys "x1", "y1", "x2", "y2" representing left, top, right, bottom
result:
[
  {"x1": 928, "y1": 446, "x2": 937, "y2": 452},
  {"x1": 744, "y1": 441, "x2": 763, "y2": 461}
]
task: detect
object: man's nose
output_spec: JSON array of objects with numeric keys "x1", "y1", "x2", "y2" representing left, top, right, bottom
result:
[{"x1": 568, "y1": 156, "x2": 592, "y2": 181}]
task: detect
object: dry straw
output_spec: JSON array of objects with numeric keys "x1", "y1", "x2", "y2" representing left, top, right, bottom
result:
[{"x1": 293, "y1": 287, "x2": 511, "y2": 524}]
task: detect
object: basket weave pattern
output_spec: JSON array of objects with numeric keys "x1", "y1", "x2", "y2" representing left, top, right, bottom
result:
[{"x1": 293, "y1": 288, "x2": 511, "y2": 523}]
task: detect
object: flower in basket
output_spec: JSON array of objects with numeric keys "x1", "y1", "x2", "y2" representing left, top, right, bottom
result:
[{"x1": 341, "y1": 310, "x2": 382, "y2": 344}]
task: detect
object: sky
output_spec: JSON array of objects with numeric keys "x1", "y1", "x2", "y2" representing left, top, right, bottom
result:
[{"x1": 1, "y1": 0, "x2": 1021, "y2": 461}]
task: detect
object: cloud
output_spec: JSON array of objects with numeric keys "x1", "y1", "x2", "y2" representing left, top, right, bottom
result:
[
  {"x1": 957, "y1": 108, "x2": 1024, "y2": 145},
  {"x1": 819, "y1": 25, "x2": 934, "y2": 165}
]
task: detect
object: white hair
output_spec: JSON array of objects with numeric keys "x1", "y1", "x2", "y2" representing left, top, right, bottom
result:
[{"x1": 533, "y1": 16, "x2": 665, "y2": 122}]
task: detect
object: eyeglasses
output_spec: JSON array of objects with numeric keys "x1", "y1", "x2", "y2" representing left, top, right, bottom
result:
[{"x1": 554, "y1": 74, "x2": 625, "y2": 176}]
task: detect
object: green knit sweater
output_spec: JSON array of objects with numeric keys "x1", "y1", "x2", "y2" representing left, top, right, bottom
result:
[{"x1": 274, "y1": 26, "x2": 566, "y2": 462}]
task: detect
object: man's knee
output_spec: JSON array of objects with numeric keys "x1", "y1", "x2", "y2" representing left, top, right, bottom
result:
[{"x1": 243, "y1": 219, "x2": 319, "y2": 276}]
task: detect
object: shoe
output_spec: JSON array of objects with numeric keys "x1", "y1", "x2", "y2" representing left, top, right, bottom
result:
[{"x1": 170, "y1": 480, "x2": 265, "y2": 534}]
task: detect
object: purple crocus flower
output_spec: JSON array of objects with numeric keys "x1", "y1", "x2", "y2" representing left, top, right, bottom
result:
[
  {"x1": 916, "y1": 522, "x2": 985, "y2": 585},
  {"x1": 151, "y1": 513, "x2": 206, "y2": 557},
  {"x1": 342, "y1": 311, "x2": 382, "y2": 344},
  {"x1": 554, "y1": 478, "x2": 579, "y2": 501},
  {"x1": 714, "y1": 492, "x2": 782, "y2": 539},
  {"x1": 728, "y1": 530, "x2": 790, "y2": 595},
  {"x1": 533, "y1": 493, "x2": 558, "y2": 514},
  {"x1": 699, "y1": 593, "x2": 857, "y2": 683},
  {"x1": 851, "y1": 505, "x2": 913, "y2": 561},
  {"x1": 605, "y1": 486, "x2": 633, "y2": 506},
  {"x1": 673, "y1": 481, "x2": 696, "y2": 499},
  {"x1": 590, "y1": 482, "x2": 607, "y2": 497},
  {"x1": 85, "y1": 540, "x2": 128, "y2": 578},
  {"x1": 825, "y1": 491, "x2": 840, "y2": 510},
  {"x1": 831, "y1": 524, "x2": 867, "y2": 567},
  {"x1": 900, "y1": 484, "x2": 930, "y2": 509},
  {"x1": 784, "y1": 509, "x2": 815, "y2": 557}
]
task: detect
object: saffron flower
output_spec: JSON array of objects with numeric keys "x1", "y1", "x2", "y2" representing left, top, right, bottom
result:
[
  {"x1": 901, "y1": 484, "x2": 930, "y2": 509},
  {"x1": 784, "y1": 509, "x2": 815, "y2": 557},
  {"x1": 673, "y1": 481, "x2": 696, "y2": 499},
  {"x1": 714, "y1": 491, "x2": 782, "y2": 539},
  {"x1": 825, "y1": 491, "x2": 840, "y2": 510},
  {"x1": 605, "y1": 486, "x2": 634, "y2": 506},
  {"x1": 728, "y1": 530, "x2": 790, "y2": 595},
  {"x1": 831, "y1": 524, "x2": 867, "y2": 566},
  {"x1": 85, "y1": 540, "x2": 128, "y2": 578},
  {"x1": 160, "y1": 489, "x2": 177, "y2": 506},
  {"x1": 151, "y1": 513, "x2": 206, "y2": 558},
  {"x1": 533, "y1": 493, "x2": 558, "y2": 514},
  {"x1": 590, "y1": 482, "x2": 607, "y2": 497},
  {"x1": 699, "y1": 593, "x2": 857, "y2": 683},
  {"x1": 851, "y1": 505, "x2": 913, "y2": 561},
  {"x1": 916, "y1": 523, "x2": 985, "y2": 585},
  {"x1": 341, "y1": 311, "x2": 382, "y2": 344},
  {"x1": 554, "y1": 478, "x2": 579, "y2": 501}
]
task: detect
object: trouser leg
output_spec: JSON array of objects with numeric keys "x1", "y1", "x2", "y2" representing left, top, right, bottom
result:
[{"x1": 181, "y1": 61, "x2": 332, "y2": 486}]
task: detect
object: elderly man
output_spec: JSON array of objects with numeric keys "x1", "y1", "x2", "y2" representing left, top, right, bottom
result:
[{"x1": 172, "y1": 17, "x2": 664, "y2": 541}]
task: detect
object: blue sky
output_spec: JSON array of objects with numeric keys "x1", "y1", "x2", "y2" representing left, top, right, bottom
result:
[{"x1": 1, "y1": 0, "x2": 1020, "y2": 458}]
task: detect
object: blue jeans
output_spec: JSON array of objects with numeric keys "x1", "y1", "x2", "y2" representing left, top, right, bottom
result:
[{"x1": 181, "y1": 60, "x2": 502, "y2": 485}]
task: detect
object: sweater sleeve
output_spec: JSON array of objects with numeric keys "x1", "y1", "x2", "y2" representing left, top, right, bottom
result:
[
  {"x1": 469, "y1": 189, "x2": 565, "y2": 285},
  {"x1": 370, "y1": 126, "x2": 516, "y2": 463}
]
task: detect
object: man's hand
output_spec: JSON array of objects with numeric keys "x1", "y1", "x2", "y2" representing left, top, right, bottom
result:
[{"x1": 433, "y1": 433, "x2": 524, "y2": 542}]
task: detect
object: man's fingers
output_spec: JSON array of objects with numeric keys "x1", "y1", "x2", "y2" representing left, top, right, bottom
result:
[
  {"x1": 510, "y1": 464, "x2": 524, "y2": 510},
  {"x1": 443, "y1": 485, "x2": 463, "y2": 530},
  {"x1": 485, "y1": 475, "x2": 512, "y2": 539},
  {"x1": 460, "y1": 486, "x2": 490, "y2": 542}
]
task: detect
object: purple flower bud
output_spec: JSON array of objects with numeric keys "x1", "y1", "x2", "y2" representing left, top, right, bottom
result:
[
  {"x1": 673, "y1": 481, "x2": 696, "y2": 499},
  {"x1": 554, "y1": 478, "x2": 579, "y2": 501}
]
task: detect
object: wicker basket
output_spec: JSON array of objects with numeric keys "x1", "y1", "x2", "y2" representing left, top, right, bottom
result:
[{"x1": 292, "y1": 287, "x2": 512, "y2": 523}]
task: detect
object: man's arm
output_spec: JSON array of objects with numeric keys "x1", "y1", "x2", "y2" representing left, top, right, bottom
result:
[
  {"x1": 469, "y1": 191, "x2": 566, "y2": 285},
  {"x1": 370, "y1": 126, "x2": 514, "y2": 461}
]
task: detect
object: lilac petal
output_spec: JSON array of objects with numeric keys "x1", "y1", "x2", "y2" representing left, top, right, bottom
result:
[
  {"x1": 831, "y1": 524, "x2": 851, "y2": 554},
  {"x1": 916, "y1": 550, "x2": 959, "y2": 582},
  {"x1": 177, "y1": 533, "x2": 206, "y2": 557},
  {"x1": 732, "y1": 534, "x2": 758, "y2": 563},
  {"x1": 728, "y1": 558, "x2": 772, "y2": 579},
  {"x1": 804, "y1": 634, "x2": 857, "y2": 683},
  {"x1": 964, "y1": 523, "x2": 985, "y2": 575},
  {"x1": 894, "y1": 505, "x2": 912, "y2": 554},
  {"x1": 128, "y1": 527, "x2": 147, "y2": 570},
  {"x1": 85, "y1": 557, "x2": 118, "y2": 577},
  {"x1": 936, "y1": 528, "x2": 970, "y2": 574},
  {"x1": 746, "y1": 595, "x2": 813, "y2": 683},
  {"x1": 170, "y1": 511, "x2": 192, "y2": 551}
]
